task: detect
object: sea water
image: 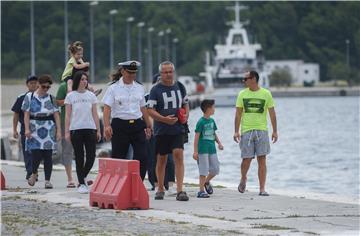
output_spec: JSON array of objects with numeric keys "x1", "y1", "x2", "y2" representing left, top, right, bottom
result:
[{"x1": 183, "y1": 96, "x2": 359, "y2": 199}]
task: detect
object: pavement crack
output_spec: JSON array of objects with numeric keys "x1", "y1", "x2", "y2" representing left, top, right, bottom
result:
[
  {"x1": 243, "y1": 214, "x2": 360, "y2": 220},
  {"x1": 312, "y1": 218, "x2": 355, "y2": 228}
]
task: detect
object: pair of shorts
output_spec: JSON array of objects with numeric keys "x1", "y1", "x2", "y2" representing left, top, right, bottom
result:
[
  {"x1": 59, "y1": 125, "x2": 74, "y2": 166},
  {"x1": 239, "y1": 130, "x2": 270, "y2": 158},
  {"x1": 155, "y1": 134, "x2": 183, "y2": 155},
  {"x1": 197, "y1": 153, "x2": 220, "y2": 176}
]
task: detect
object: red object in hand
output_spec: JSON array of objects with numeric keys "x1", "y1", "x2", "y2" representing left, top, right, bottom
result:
[{"x1": 177, "y1": 108, "x2": 187, "y2": 124}]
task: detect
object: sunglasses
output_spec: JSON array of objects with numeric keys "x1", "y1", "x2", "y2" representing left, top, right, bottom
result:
[
  {"x1": 41, "y1": 85, "x2": 51, "y2": 89},
  {"x1": 243, "y1": 76, "x2": 252, "y2": 81}
]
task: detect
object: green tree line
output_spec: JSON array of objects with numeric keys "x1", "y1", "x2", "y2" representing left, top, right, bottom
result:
[{"x1": 1, "y1": 1, "x2": 359, "y2": 84}]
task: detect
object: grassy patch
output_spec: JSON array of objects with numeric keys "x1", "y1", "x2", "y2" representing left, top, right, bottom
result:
[
  {"x1": 243, "y1": 216, "x2": 273, "y2": 220},
  {"x1": 2, "y1": 195, "x2": 22, "y2": 201},
  {"x1": 213, "y1": 185, "x2": 226, "y2": 188},
  {"x1": 163, "y1": 218, "x2": 189, "y2": 225},
  {"x1": 252, "y1": 223, "x2": 293, "y2": 230},
  {"x1": 197, "y1": 224, "x2": 210, "y2": 229},
  {"x1": 194, "y1": 213, "x2": 225, "y2": 220},
  {"x1": 6, "y1": 187, "x2": 28, "y2": 192},
  {"x1": 183, "y1": 182, "x2": 198, "y2": 187},
  {"x1": 193, "y1": 213, "x2": 237, "y2": 222},
  {"x1": 1, "y1": 79, "x2": 25, "y2": 85},
  {"x1": 226, "y1": 230, "x2": 245, "y2": 234},
  {"x1": 304, "y1": 231, "x2": 320, "y2": 235}
]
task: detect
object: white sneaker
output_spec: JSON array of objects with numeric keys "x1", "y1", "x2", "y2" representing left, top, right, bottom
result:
[
  {"x1": 167, "y1": 186, "x2": 177, "y2": 196},
  {"x1": 78, "y1": 184, "x2": 88, "y2": 194}
]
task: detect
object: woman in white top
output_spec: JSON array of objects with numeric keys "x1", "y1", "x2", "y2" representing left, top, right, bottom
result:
[{"x1": 65, "y1": 71, "x2": 101, "y2": 194}]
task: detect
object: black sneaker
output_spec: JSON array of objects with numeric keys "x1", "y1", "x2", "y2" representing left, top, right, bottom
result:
[
  {"x1": 176, "y1": 191, "x2": 189, "y2": 201},
  {"x1": 204, "y1": 182, "x2": 213, "y2": 194},
  {"x1": 155, "y1": 191, "x2": 165, "y2": 200}
]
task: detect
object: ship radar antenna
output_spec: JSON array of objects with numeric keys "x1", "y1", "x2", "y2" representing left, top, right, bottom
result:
[{"x1": 226, "y1": 1, "x2": 249, "y2": 29}]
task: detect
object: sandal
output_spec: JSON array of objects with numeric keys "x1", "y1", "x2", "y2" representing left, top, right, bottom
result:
[
  {"x1": 155, "y1": 191, "x2": 165, "y2": 200},
  {"x1": 238, "y1": 180, "x2": 246, "y2": 193},
  {"x1": 66, "y1": 182, "x2": 76, "y2": 188},
  {"x1": 176, "y1": 191, "x2": 189, "y2": 201},
  {"x1": 259, "y1": 191, "x2": 270, "y2": 196},
  {"x1": 204, "y1": 182, "x2": 213, "y2": 195},
  {"x1": 28, "y1": 174, "x2": 37, "y2": 186},
  {"x1": 197, "y1": 191, "x2": 210, "y2": 198}
]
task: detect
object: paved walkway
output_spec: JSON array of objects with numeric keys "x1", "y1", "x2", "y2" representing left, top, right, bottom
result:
[{"x1": 1, "y1": 160, "x2": 359, "y2": 235}]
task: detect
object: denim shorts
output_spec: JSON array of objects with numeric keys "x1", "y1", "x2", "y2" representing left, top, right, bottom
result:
[
  {"x1": 239, "y1": 130, "x2": 270, "y2": 158},
  {"x1": 197, "y1": 153, "x2": 220, "y2": 176}
]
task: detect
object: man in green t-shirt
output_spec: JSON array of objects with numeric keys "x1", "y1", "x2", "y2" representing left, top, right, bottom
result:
[
  {"x1": 233, "y1": 71, "x2": 278, "y2": 196},
  {"x1": 56, "y1": 81, "x2": 76, "y2": 188}
]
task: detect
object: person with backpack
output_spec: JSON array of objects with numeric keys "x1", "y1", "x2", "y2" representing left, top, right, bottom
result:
[
  {"x1": 22, "y1": 75, "x2": 61, "y2": 189},
  {"x1": 11, "y1": 75, "x2": 38, "y2": 180}
]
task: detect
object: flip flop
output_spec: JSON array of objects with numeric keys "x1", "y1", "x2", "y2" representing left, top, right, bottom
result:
[
  {"x1": 66, "y1": 182, "x2": 76, "y2": 188},
  {"x1": 259, "y1": 191, "x2": 270, "y2": 196},
  {"x1": 238, "y1": 180, "x2": 246, "y2": 193},
  {"x1": 204, "y1": 182, "x2": 214, "y2": 194},
  {"x1": 197, "y1": 191, "x2": 210, "y2": 198}
]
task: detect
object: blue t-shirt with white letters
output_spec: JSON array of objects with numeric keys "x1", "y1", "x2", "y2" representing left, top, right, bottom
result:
[{"x1": 148, "y1": 82, "x2": 188, "y2": 136}]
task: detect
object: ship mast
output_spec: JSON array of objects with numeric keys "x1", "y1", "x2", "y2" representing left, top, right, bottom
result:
[{"x1": 228, "y1": 1, "x2": 248, "y2": 29}]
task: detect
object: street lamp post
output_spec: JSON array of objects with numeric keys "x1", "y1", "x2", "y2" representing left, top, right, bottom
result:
[
  {"x1": 109, "y1": 9, "x2": 118, "y2": 72},
  {"x1": 157, "y1": 31, "x2": 164, "y2": 65},
  {"x1": 89, "y1": 1, "x2": 98, "y2": 83},
  {"x1": 147, "y1": 27, "x2": 154, "y2": 82},
  {"x1": 126, "y1": 17, "x2": 134, "y2": 60},
  {"x1": 172, "y1": 38, "x2": 179, "y2": 66},
  {"x1": 137, "y1": 22, "x2": 145, "y2": 82},
  {"x1": 64, "y1": 1, "x2": 68, "y2": 66},
  {"x1": 30, "y1": 1, "x2": 35, "y2": 75},
  {"x1": 165, "y1": 28, "x2": 171, "y2": 60},
  {"x1": 345, "y1": 39, "x2": 350, "y2": 67}
]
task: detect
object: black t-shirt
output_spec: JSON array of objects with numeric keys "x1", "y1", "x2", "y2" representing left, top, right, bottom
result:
[
  {"x1": 148, "y1": 82, "x2": 188, "y2": 136},
  {"x1": 11, "y1": 92, "x2": 29, "y2": 135}
]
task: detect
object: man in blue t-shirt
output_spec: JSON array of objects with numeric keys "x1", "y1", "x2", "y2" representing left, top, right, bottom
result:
[
  {"x1": 11, "y1": 75, "x2": 38, "y2": 180},
  {"x1": 147, "y1": 61, "x2": 190, "y2": 201}
]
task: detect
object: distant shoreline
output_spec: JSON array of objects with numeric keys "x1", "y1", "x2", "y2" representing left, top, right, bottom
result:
[{"x1": 269, "y1": 86, "x2": 360, "y2": 97}]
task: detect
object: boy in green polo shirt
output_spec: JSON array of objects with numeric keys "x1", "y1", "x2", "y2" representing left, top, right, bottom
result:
[{"x1": 193, "y1": 99, "x2": 223, "y2": 198}]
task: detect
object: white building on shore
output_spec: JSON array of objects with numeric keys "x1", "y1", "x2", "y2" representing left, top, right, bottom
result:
[{"x1": 265, "y1": 60, "x2": 320, "y2": 86}]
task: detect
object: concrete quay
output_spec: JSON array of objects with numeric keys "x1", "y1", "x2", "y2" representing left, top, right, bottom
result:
[{"x1": 1, "y1": 160, "x2": 359, "y2": 235}]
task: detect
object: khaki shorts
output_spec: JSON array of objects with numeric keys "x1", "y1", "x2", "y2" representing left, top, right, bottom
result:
[
  {"x1": 239, "y1": 130, "x2": 270, "y2": 158},
  {"x1": 59, "y1": 123, "x2": 74, "y2": 166}
]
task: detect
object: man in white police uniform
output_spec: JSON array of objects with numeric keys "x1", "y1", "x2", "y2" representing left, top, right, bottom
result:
[
  {"x1": 102, "y1": 61, "x2": 152, "y2": 180},
  {"x1": 147, "y1": 61, "x2": 190, "y2": 201}
]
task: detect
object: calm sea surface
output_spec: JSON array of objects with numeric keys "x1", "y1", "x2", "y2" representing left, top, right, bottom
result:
[
  {"x1": 181, "y1": 96, "x2": 359, "y2": 198},
  {"x1": 2, "y1": 96, "x2": 359, "y2": 198}
]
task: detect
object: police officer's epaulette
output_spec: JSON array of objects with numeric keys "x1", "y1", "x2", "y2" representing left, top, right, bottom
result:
[{"x1": 135, "y1": 80, "x2": 143, "y2": 85}]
